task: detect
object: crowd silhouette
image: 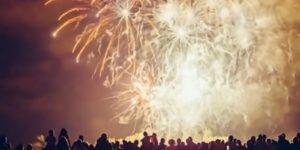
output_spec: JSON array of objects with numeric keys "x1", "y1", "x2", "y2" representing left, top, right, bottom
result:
[{"x1": 1, "y1": 129, "x2": 300, "y2": 150}]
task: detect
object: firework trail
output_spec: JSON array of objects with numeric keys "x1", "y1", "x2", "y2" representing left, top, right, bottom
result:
[{"x1": 48, "y1": 0, "x2": 299, "y2": 139}]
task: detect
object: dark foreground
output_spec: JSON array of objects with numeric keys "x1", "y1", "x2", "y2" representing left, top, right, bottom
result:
[{"x1": 1, "y1": 128, "x2": 300, "y2": 150}]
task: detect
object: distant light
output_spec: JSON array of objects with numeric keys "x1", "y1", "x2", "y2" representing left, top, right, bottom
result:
[
  {"x1": 159, "y1": 3, "x2": 177, "y2": 22},
  {"x1": 121, "y1": 9, "x2": 130, "y2": 17},
  {"x1": 52, "y1": 32, "x2": 57, "y2": 38},
  {"x1": 175, "y1": 27, "x2": 187, "y2": 39}
]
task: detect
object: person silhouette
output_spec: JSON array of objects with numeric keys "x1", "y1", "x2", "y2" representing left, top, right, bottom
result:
[
  {"x1": 3, "y1": 129, "x2": 300, "y2": 150},
  {"x1": 296, "y1": 133, "x2": 300, "y2": 146},
  {"x1": 213, "y1": 139, "x2": 225, "y2": 150},
  {"x1": 95, "y1": 134, "x2": 112, "y2": 150},
  {"x1": 89, "y1": 144, "x2": 95, "y2": 150},
  {"x1": 166, "y1": 139, "x2": 176, "y2": 150},
  {"x1": 199, "y1": 142, "x2": 208, "y2": 150},
  {"x1": 15, "y1": 144, "x2": 24, "y2": 150},
  {"x1": 266, "y1": 139, "x2": 276, "y2": 150},
  {"x1": 186, "y1": 137, "x2": 197, "y2": 150},
  {"x1": 0, "y1": 136, "x2": 11, "y2": 150},
  {"x1": 45, "y1": 129, "x2": 56, "y2": 150},
  {"x1": 57, "y1": 136, "x2": 71, "y2": 150},
  {"x1": 25, "y1": 144, "x2": 33, "y2": 150},
  {"x1": 141, "y1": 132, "x2": 151, "y2": 150},
  {"x1": 82, "y1": 142, "x2": 90, "y2": 150},
  {"x1": 133, "y1": 140, "x2": 139, "y2": 150},
  {"x1": 122, "y1": 140, "x2": 128, "y2": 150},
  {"x1": 151, "y1": 133, "x2": 158, "y2": 150},
  {"x1": 176, "y1": 138, "x2": 182, "y2": 150},
  {"x1": 277, "y1": 133, "x2": 290, "y2": 150},
  {"x1": 130, "y1": 141, "x2": 137, "y2": 150},
  {"x1": 292, "y1": 133, "x2": 300, "y2": 150},
  {"x1": 158, "y1": 138, "x2": 167, "y2": 150},
  {"x1": 236, "y1": 140, "x2": 246, "y2": 150},
  {"x1": 113, "y1": 141, "x2": 120, "y2": 150},
  {"x1": 247, "y1": 136, "x2": 256, "y2": 150},
  {"x1": 59, "y1": 128, "x2": 71, "y2": 147},
  {"x1": 71, "y1": 135, "x2": 84, "y2": 150},
  {"x1": 255, "y1": 134, "x2": 268, "y2": 150},
  {"x1": 226, "y1": 135, "x2": 236, "y2": 150}
]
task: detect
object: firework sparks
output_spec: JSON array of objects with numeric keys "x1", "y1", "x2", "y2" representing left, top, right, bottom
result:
[{"x1": 49, "y1": 0, "x2": 298, "y2": 139}]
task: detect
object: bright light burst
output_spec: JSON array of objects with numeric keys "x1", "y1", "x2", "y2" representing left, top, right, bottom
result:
[{"x1": 48, "y1": 0, "x2": 298, "y2": 139}]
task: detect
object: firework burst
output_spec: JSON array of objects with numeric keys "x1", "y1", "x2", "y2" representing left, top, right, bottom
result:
[{"x1": 48, "y1": 0, "x2": 298, "y2": 139}]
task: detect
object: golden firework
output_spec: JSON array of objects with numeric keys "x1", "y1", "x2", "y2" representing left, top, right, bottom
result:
[{"x1": 48, "y1": 0, "x2": 299, "y2": 140}]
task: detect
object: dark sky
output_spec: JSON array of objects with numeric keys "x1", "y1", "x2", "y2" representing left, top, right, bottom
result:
[
  {"x1": 1, "y1": 0, "x2": 300, "y2": 146},
  {"x1": 0, "y1": 0, "x2": 134, "y2": 145}
]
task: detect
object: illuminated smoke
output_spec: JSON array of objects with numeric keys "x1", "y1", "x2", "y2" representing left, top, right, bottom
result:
[{"x1": 48, "y1": 0, "x2": 300, "y2": 140}]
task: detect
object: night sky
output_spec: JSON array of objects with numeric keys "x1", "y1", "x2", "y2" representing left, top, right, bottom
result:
[
  {"x1": 0, "y1": 0, "x2": 134, "y2": 145},
  {"x1": 1, "y1": 0, "x2": 300, "y2": 146}
]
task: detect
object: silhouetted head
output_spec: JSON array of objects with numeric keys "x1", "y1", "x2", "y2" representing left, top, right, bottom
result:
[
  {"x1": 186, "y1": 137, "x2": 193, "y2": 144},
  {"x1": 168, "y1": 139, "x2": 175, "y2": 146},
  {"x1": 278, "y1": 134, "x2": 286, "y2": 141},
  {"x1": 101, "y1": 133, "x2": 108, "y2": 140},
  {"x1": 282, "y1": 133, "x2": 286, "y2": 139},
  {"x1": 0, "y1": 136, "x2": 8, "y2": 144},
  {"x1": 143, "y1": 132, "x2": 148, "y2": 137},
  {"x1": 228, "y1": 135, "x2": 233, "y2": 142},
  {"x1": 134, "y1": 140, "x2": 139, "y2": 146},
  {"x1": 160, "y1": 138, "x2": 165, "y2": 144},
  {"x1": 152, "y1": 133, "x2": 157, "y2": 138},
  {"x1": 49, "y1": 129, "x2": 54, "y2": 136},
  {"x1": 262, "y1": 135, "x2": 267, "y2": 141},
  {"x1": 186, "y1": 138, "x2": 190, "y2": 144},
  {"x1": 237, "y1": 140, "x2": 242, "y2": 146},
  {"x1": 176, "y1": 138, "x2": 181, "y2": 145},
  {"x1": 278, "y1": 133, "x2": 286, "y2": 141},
  {"x1": 297, "y1": 132, "x2": 300, "y2": 138},
  {"x1": 79, "y1": 135, "x2": 84, "y2": 141},
  {"x1": 258, "y1": 134, "x2": 262, "y2": 140},
  {"x1": 0, "y1": 136, "x2": 3, "y2": 144},
  {"x1": 278, "y1": 135, "x2": 282, "y2": 140},
  {"x1": 77, "y1": 139, "x2": 83, "y2": 145},
  {"x1": 26, "y1": 144, "x2": 33, "y2": 150},
  {"x1": 122, "y1": 140, "x2": 127, "y2": 145},
  {"x1": 250, "y1": 136, "x2": 256, "y2": 142},
  {"x1": 59, "y1": 128, "x2": 68, "y2": 138},
  {"x1": 15, "y1": 144, "x2": 24, "y2": 150},
  {"x1": 293, "y1": 137, "x2": 298, "y2": 144},
  {"x1": 89, "y1": 144, "x2": 95, "y2": 150}
]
